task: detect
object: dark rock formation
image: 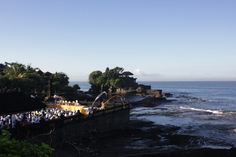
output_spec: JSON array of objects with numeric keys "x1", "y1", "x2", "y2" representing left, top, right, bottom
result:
[
  {"x1": 163, "y1": 92, "x2": 173, "y2": 97},
  {"x1": 125, "y1": 148, "x2": 236, "y2": 157}
]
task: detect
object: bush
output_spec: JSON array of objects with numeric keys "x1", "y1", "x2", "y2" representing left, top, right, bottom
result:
[{"x1": 0, "y1": 130, "x2": 53, "y2": 157}]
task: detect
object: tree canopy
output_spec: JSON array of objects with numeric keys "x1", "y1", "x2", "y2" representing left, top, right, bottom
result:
[
  {"x1": 0, "y1": 62, "x2": 80, "y2": 100},
  {"x1": 88, "y1": 67, "x2": 138, "y2": 94}
]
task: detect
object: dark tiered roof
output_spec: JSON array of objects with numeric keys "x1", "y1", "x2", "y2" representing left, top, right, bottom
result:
[
  {"x1": 122, "y1": 71, "x2": 134, "y2": 76},
  {"x1": 0, "y1": 92, "x2": 45, "y2": 115}
]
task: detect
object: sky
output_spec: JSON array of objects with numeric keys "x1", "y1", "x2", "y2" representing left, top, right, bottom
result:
[{"x1": 0, "y1": 0, "x2": 236, "y2": 81}]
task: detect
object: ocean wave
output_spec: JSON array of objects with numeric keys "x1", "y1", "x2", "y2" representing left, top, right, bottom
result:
[
  {"x1": 180, "y1": 106, "x2": 224, "y2": 115},
  {"x1": 225, "y1": 111, "x2": 236, "y2": 116}
]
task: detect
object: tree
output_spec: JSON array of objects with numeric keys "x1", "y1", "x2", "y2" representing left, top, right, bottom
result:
[
  {"x1": 89, "y1": 71, "x2": 103, "y2": 94},
  {"x1": 3, "y1": 62, "x2": 27, "y2": 80},
  {"x1": 61, "y1": 86, "x2": 79, "y2": 100},
  {"x1": 51, "y1": 72, "x2": 69, "y2": 94},
  {"x1": 89, "y1": 71, "x2": 103, "y2": 86},
  {"x1": 0, "y1": 64, "x2": 5, "y2": 75},
  {"x1": 0, "y1": 62, "x2": 81, "y2": 100},
  {"x1": 88, "y1": 67, "x2": 137, "y2": 94},
  {"x1": 73, "y1": 84, "x2": 80, "y2": 91}
]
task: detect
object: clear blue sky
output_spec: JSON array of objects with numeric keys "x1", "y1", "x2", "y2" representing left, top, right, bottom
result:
[{"x1": 0, "y1": 0, "x2": 236, "y2": 81}]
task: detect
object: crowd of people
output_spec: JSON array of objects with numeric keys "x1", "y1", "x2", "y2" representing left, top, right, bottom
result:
[
  {"x1": 0, "y1": 94, "x2": 127, "y2": 130},
  {"x1": 0, "y1": 108, "x2": 80, "y2": 130}
]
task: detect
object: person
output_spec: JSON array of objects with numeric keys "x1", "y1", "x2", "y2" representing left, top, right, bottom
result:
[
  {"x1": 21, "y1": 113, "x2": 28, "y2": 126},
  {"x1": 76, "y1": 110, "x2": 82, "y2": 119},
  {"x1": 88, "y1": 107, "x2": 93, "y2": 116},
  {"x1": 11, "y1": 114, "x2": 16, "y2": 128},
  {"x1": 39, "y1": 116, "x2": 46, "y2": 124}
]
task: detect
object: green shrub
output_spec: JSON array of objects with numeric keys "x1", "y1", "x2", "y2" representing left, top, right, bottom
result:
[{"x1": 0, "y1": 130, "x2": 53, "y2": 157}]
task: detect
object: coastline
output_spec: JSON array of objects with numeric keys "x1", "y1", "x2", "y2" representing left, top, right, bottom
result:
[
  {"x1": 53, "y1": 119, "x2": 236, "y2": 157},
  {"x1": 2, "y1": 79, "x2": 236, "y2": 157},
  {"x1": 53, "y1": 92, "x2": 236, "y2": 157}
]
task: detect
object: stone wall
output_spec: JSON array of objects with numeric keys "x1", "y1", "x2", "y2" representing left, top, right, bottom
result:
[{"x1": 28, "y1": 108, "x2": 130, "y2": 146}]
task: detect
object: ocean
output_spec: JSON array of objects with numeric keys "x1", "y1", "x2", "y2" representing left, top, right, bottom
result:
[
  {"x1": 134, "y1": 81, "x2": 236, "y2": 148},
  {"x1": 71, "y1": 81, "x2": 236, "y2": 148},
  {"x1": 70, "y1": 81, "x2": 91, "y2": 91}
]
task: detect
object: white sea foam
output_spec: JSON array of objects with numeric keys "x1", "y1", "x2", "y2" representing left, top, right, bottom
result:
[
  {"x1": 180, "y1": 106, "x2": 224, "y2": 115},
  {"x1": 233, "y1": 129, "x2": 236, "y2": 133}
]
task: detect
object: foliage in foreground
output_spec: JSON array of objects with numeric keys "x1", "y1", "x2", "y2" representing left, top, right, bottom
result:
[{"x1": 0, "y1": 130, "x2": 53, "y2": 157}]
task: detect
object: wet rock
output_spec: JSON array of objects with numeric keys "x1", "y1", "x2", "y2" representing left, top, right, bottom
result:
[
  {"x1": 163, "y1": 92, "x2": 173, "y2": 97},
  {"x1": 126, "y1": 148, "x2": 236, "y2": 157}
]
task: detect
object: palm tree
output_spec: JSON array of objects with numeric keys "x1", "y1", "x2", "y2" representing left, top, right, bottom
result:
[{"x1": 4, "y1": 62, "x2": 27, "y2": 79}]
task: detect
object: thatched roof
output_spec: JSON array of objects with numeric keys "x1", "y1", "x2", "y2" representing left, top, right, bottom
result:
[
  {"x1": 122, "y1": 71, "x2": 134, "y2": 76},
  {"x1": 0, "y1": 92, "x2": 45, "y2": 115}
]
